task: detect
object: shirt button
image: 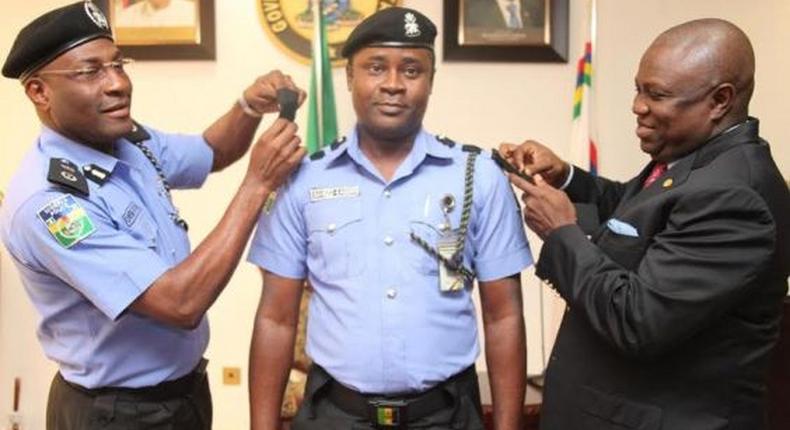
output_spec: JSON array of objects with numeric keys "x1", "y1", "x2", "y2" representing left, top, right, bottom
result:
[
  {"x1": 386, "y1": 289, "x2": 397, "y2": 299},
  {"x1": 384, "y1": 236, "x2": 394, "y2": 246},
  {"x1": 327, "y1": 223, "x2": 337, "y2": 234},
  {"x1": 383, "y1": 190, "x2": 392, "y2": 198}
]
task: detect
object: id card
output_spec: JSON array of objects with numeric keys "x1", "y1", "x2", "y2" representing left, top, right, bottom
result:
[{"x1": 437, "y1": 234, "x2": 464, "y2": 292}]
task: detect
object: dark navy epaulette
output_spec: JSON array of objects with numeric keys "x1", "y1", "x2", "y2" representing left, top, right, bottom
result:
[
  {"x1": 461, "y1": 144, "x2": 482, "y2": 154},
  {"x1": 309, "y1": 136, "x2": 347, "y2": 161},
  {"x1": 123, "y1": 121, "x2": 151, "y2": 143},
  {"x1": 436, "y1": 135, "x2": 456, "y2": 148},
  {"x1": 47, "y1": 158, "x2": 89, "y2": 196}
]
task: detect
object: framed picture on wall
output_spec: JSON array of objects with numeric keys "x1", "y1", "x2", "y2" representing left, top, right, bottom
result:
[
  {"x1": 443, "y1": 0, "x2": 568, "y2": 62},
  {"x1": 96, "y1": 0, "x2": 215, "y2": 60}
]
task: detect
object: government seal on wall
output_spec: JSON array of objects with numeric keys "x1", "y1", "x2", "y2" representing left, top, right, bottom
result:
[{"x1": 258, "y1": 0, "x2": 401, "y2": 65}]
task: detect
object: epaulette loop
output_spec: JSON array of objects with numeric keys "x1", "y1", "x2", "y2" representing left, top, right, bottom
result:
[
  {"x1": 309, "y1": 150, "x2": 326, "y2": 161},
  {"x1": 436, "y1": 135, "x2": 456, "y2": 148},
  {"x1": 123, "y1": 121, "x2": 151, "y2": 143},
  {"x1": 461, "y1": 144, "x2": 482, "y2": 154},
  {"x1": 329, "y1": 136, "x2": 347, "y2": 151}
]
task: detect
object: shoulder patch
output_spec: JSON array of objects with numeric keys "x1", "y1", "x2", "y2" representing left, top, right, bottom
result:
[
  {"x1": 36, "y1": 194, "x2": 96, "y2": 248},
  {"x1": 48, "y1": 158, "x2": 89, "y2": 196},
  {"x1": 436, "y1": 135, "x2": 456, "y2": 148},
  {"x1": 123, "y1": 121, "x2": 151, "y2": 143},
  {"x1": 330, "y1": 136, "x2": 347, "y2": 151},
  {"x1": 461, "y1": 144, "x2": 482, "y2": 154},
  {"x1": 82, "y1": 164, "x2": 111, "y2": 186},
  {"x1": 309, "y1": 150, "x2": 326, "y2": 161}
]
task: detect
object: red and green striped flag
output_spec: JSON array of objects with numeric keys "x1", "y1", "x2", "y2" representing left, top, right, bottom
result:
[
  {"x1": 570, "y1": 0, "x2": 598, "y2": 175},
  {"x1": 306, "y1": 0, "x2": 338, "y2": 154}
]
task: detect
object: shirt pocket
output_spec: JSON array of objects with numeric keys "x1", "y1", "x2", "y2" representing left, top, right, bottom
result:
[
  {"x1": 111, "y1": 200, "x2": 159, "y2": 251},
  {"x1": 596, "y1": 229, "x2": 648, "y2": 270},
  {"x1": 305, "y1": 198, "x2": 364, "y2": 282}
]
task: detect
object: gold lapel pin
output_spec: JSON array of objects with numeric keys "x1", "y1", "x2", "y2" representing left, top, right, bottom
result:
[{"x1": 662, "y1": 178, "x2": 674, "y2": 188}]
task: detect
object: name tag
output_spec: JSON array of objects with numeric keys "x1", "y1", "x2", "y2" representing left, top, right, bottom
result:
[{"x1": 309, "y1": 186, "x2": 360, "y2": 202}]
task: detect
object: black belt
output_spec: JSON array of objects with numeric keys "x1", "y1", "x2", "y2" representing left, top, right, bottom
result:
[
  {"x1": 326, "y1": 366, "x2": 474, "y2": 428},
  {"x1": 60, "y1": 358, "x2": 207, "y2": 403}
]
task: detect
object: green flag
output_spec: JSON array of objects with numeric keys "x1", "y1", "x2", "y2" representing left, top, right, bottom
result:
[{"x1": 306, "y1": 0, "x2": 338, "y2": 154}]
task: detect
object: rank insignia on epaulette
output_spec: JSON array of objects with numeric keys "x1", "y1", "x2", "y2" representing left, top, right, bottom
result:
[
  {"x1": 461, "y1": 144, "x2": 482, "y2": 154},
  {"x1": 123, "y1": 121, "x2": 151, "y2": 143},
  {"x1": 36, "y1": 194, "x2": 96, "y2": 248},
  {"x1": 48, "y1": 158, "x2": 89, "y2": 196},
  {"x1": 82, "y1": 164, "x2": 111, "y2": 186},
  {"x1": 436, "y1": 135, "x2": 456, "y2": 148}
]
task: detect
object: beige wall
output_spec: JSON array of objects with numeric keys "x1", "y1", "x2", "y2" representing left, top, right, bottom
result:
[{"x1": 1, "y1": 1, "x2": 787, "y2": 429}]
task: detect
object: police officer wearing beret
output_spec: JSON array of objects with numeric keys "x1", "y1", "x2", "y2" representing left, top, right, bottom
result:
[
  {"x1": 247, "y1": 7, "x2": 532, "y2": 430},
  {"x1": 0, "y1": 2, "x2": 305, "y2": 429}
]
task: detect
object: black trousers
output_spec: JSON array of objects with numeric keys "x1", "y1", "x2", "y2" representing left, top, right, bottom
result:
[
  {"x1": 292, "y1": 366, "x2": 485, "y2": 430},
  {"x1": 46, "y1": 371, "x2": 212, "y2": 430}
]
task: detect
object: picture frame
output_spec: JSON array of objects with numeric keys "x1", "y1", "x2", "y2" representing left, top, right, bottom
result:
[
  {"x1": 443, "y1": 0, "x2": 568, "y2": 62},
  {"x1": 96, "y1": 0, "x2": 215, "y2": 60}
]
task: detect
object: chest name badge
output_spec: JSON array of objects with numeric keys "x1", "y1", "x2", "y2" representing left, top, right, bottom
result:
[
  {"x1": 309, "y1": 186, "x2": 360, "y2": 202},
  {"x1": 37, "y1": 194, "x2": 96, "y2": 248}
]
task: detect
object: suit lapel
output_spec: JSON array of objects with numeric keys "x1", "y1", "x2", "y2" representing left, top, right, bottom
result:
[{"x1": 607, "y1": 118, "x2": 760, "y2": 224}]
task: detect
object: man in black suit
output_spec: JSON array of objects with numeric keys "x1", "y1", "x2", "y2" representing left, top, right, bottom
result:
[
  {"x1": 463, "y1": 0, "x2": 543, "y2": 30},
  {"x1": 502, "y1": 18, "x2": 789, "y2": 430}
]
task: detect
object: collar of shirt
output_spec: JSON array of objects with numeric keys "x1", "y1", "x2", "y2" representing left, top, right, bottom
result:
[
  {"x1": 322, "y1": 127, "x2": 455, "y2": 183},
  {"x1": 38, "y1": 126, "x2": 120, "y2": 176}
]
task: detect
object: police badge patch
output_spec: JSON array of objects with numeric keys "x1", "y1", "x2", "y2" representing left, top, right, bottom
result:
[{"x1": 37, "y1": 194, "x2": 96, "y2": 248}]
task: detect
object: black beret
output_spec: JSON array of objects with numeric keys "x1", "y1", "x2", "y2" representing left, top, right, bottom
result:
[
  {"x1": 2, "y1": 1, "x2": 113, "y2": 80},
  {"x1": 341, "y1": 7, "x2": 437, "y2": 58}
]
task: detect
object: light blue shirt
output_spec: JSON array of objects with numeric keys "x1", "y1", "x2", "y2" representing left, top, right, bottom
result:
[
  {"x1": 0, "y1": 126, "x2": 213, "y2": 389},
  {"x1": 248, "y1": 127, "x2": 532, "y2": 394}
]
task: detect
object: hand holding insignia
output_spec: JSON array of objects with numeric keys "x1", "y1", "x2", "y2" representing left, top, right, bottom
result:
[
  {"x1": 498, "y1": 140, "x2": 570, "y2": 188},
  {"x1": 241, "y1": 70, "x2": 306, "y2": 117},
  {"x1": 246, "y1": 119, "x2": 306, "y2": 193}
]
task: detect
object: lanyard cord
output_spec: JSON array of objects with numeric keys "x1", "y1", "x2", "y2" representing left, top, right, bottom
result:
[
  {"x1": 410, "y1": 151, "x2": 477, "y2": 282},
  {"x1": 130, "y1": 141, "x2": 189, "y2": 231}
]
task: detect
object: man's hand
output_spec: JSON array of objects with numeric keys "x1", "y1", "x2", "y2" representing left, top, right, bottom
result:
[
  {"x1": 245, "y1": 119, "x2": 306, "y2": 191},
  {"x1": 242, "y1": 70, "x2": 307, "y2": 116},
  {"x1": 510, "y1": 173, "x2": 577, "y2": 240},
  {"x1": 498, "y1": 140, "x2": 570, "y2": 188}
]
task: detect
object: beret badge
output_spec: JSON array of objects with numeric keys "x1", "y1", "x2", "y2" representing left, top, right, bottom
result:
[
  {"x1": 404, "y1": 12, "x2": 421, "y2": 38},
  {"x1": 84, "y1": 1, "x2": 109, "y2": 30}
]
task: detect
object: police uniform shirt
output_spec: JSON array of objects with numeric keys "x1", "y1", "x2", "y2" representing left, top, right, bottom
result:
[
  {"x1": 0, "y1": 125, "x2": 213, "y2": 389},
  {"x1": 248, "y1": 127, "x2": 533, "y2": 394}
]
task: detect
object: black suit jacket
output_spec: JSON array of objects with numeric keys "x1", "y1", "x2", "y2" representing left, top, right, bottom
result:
[{"x1": 538, "y1": 119, "x2": 790, "y2": 430}]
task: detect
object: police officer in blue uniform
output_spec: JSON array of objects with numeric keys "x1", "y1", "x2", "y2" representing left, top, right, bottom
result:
[
  {"x1": 247, "y1": 7, "x2": 532, "y2": 430},
  {"x1": 0, "y1": 2, "x2": 305, "y2": 429}
]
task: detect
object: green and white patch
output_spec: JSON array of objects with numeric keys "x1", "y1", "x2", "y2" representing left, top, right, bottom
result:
[{"x1": 36, "y1": 194, "x2": 96, "y2": 248}]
